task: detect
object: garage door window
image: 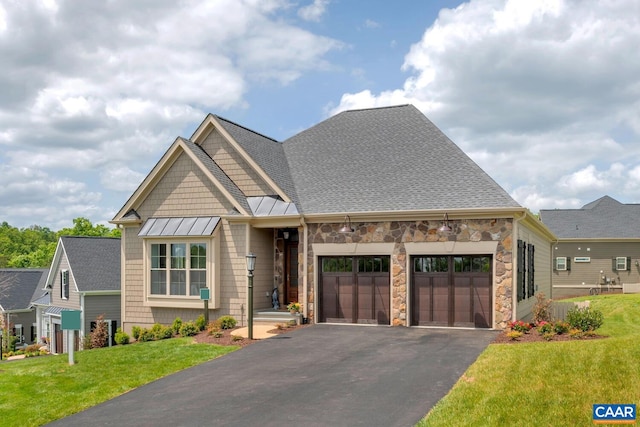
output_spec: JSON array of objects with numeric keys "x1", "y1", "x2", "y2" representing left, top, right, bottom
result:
[
  {"x1": 322, "y1": 257, "x2": 353, "y2": 272},
  {"x1": 414, "y1": 256, "x2": 448, "y2": 272},
  {"x1": 454, "y1": 256, "x2": 491, "y2": 273}
]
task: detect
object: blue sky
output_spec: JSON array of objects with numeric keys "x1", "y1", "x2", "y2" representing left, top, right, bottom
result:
[{"x1": 1, "y1": 0, "x2": 640, "y2": 230}]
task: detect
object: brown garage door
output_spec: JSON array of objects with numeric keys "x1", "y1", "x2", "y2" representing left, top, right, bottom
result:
[
  {"x1": 319, "y1": 256, "x2": 390, "y2": 325},
  {"x1": 411, "y1": 255, "x2": 492, "y2": 328}
]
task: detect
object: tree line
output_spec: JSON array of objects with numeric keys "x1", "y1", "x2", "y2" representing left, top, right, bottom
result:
[{"x1": 0, "y1": 217, "x2": 121, "y2": 268}]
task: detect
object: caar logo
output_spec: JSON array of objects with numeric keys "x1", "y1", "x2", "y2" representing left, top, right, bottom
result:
[{"x1": 593, "y1": 404, "x2": 636, "y2": 424}]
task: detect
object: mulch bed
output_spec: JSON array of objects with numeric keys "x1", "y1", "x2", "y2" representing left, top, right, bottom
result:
[
  {"x1": 493, "y1": 331, "x2": 607, "y2": 344},
  {"x1": 192, "y1": 324, "x2": 310, "y2": 348}
]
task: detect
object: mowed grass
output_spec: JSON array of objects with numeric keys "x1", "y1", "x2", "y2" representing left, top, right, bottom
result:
[
  {"x1": 419, "y1": 293, "x2": 640, "y2": 426},
  {"x1": 0, "y1": 338, "x2": 238, "y2": 426}
]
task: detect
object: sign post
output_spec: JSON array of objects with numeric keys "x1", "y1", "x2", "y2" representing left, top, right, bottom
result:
[
  {"x1": 61, "y1": 310, "x2": 81, "y2": 365},
  {"x1": 200, "y1": 288, "x2": 210, "y2": 325}
]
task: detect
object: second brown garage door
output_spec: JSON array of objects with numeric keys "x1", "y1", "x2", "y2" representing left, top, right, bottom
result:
[
  {"x1": 319, "y1": 256, "x2": 390, "y2": 325},
  {"x1": 411, "y1": 255, "x2": 492, "y2": 328}
]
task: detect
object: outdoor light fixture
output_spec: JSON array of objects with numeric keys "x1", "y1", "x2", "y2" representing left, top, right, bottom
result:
[
  {"x1": 437, "y1": 213, "x2": 452, "y2": 234},
  {"x1": 339, "y1": 215, "x2": 355, "y2": 233},
  {"x1": 246, "y1": 253, "x2": 256, "y2": 340},
  {"x1": 283, "y1": 231, "x2": 290, "y2": 240}
]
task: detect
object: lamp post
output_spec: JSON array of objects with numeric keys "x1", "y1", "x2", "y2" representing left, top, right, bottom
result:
[{"x1": 246, "y1": 252, "x2": 256, "y2": 340}]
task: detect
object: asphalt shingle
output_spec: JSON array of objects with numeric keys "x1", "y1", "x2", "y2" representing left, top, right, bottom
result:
[
  {"x1": 60, "y1": 236, "x2": 121, "y2": 292},
  {"x1": 0, "y1": 269, "x2": 48, "y2": 311}
]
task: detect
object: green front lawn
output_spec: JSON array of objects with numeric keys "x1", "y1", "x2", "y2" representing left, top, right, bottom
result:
[
  {"x1": 419, "y1": 293, "x2": 640, "y2": 426},
  {"x1": 0, "y1": 338, "x2": 237, "y2": 427}
]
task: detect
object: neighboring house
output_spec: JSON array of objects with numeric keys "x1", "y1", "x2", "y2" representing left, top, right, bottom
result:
[
  {"x1": 0, "y1": 268, "x2": 48, "y2": 347},
  {"x1": 111, "y1": 104, "x2": 556, "y2": 331},
  {"x1": 32, "y1": 236, "x2": 121, "y2": 354},
  {"x1": 540, "y1": 195, "x2": 640, "y2": 298}
]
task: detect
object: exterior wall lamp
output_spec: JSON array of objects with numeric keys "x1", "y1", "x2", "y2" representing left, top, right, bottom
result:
[
  {"x1": 339, "y1": 215, "x2": 355, "y2": 233},
  {"x1": 438, "y1": 213, "x2": 452, "y2": 235},
  {"x1": 246, "y1": 252, "x2": 256, "y2": 340}
]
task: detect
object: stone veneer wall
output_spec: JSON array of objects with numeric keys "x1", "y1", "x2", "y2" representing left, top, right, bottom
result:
[{"x1": 305, "y1": 219, "x2": 514, "y2": 329}]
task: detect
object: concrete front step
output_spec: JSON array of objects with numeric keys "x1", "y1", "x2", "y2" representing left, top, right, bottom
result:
[{"x1": 253, "y1": 310, "x2": 301, "y2": 325}]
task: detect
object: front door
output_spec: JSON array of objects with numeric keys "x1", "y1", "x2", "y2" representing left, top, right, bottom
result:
[{"x1": 285, "y1": 243, "x2": 299, "y2": 304}]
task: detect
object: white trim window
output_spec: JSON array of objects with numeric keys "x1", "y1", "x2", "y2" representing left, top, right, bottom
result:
[
  {"x1": 150, "y1": 242, "x2": 208, "y2": 297},
  {"x1": 60, "y1": 270, "x2": 69, "y2": 299},
  {"x1": 555, "y1": 257, "x2": 568, "y2": 271},
  {"x1": 615, "y1": 257, "x2": 628, "y2": 271}
]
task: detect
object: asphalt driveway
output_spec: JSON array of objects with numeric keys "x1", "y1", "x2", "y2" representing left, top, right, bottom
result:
[{"x1": 48, "y1": 325, "x2": 497, "y2": 427}]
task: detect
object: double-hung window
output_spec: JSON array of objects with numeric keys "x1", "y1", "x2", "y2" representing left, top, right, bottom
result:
[
  {"x1": 60, "y1": 270, "x2": 69, "y2": 299},
  {"x1": 150, "y1": 242, "x2": 207, "y2": 297},
  {"x1": 555, "y1": 257, "x2": 568, "y2": 271}
]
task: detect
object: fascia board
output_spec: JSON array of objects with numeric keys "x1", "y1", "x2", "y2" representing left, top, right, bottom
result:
[
  {"x1": 44, "y1": 238, "x2": 64, "y2": 290},
  {"x1": 195, "y1": 115, "x2": 291, "y2": 203},
  {"x1": 301, "y1": 207, "x2": 528, "y2": 223}
]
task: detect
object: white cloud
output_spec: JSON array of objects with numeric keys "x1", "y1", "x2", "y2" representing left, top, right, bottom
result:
[
  {"x1": 0, "y1": 0, "x2": 341, "y2": 228},
  {"x1": 298, "y1": 0, "x2": 330, "y2": 22},
  {"x1": 365, "y1": 19, "x2": 380, "y2": 29},
  {"x1": 330, "y1": 0, "x2": 640, "y2": 210}
]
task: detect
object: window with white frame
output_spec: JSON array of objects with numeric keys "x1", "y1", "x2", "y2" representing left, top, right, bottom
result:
[
  {"x1": 615, "y1": 257, "x2": 628, "y2": 271},
  {"x1": 150, "y1": 242, "x2": 207, "y2": 297},
  {"x1": 555, "y1": 257, "x2": 568, "y2": 271},
  {"x1": 60, "y1": 270, "x2": 69, "y2": 299}
]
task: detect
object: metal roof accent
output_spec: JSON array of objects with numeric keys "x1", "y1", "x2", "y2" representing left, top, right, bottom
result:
[
  {"x1": 247, "y1": 196, "x2": 299, "y2": 216},
  {"x1": 45, "y1": 306, "x2": 66, "y2": 316},
  {"x1": 138, "y1": 217, "x2": 221, "y2": 237}
]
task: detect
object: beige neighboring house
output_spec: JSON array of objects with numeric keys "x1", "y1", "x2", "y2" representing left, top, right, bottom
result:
[{"x1": 111, "y1": 105, "x2": 556, "y2": 331}]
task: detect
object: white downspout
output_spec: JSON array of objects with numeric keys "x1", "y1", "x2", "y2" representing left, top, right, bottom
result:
[{"x1": 301, "y1": 217, "x2": 309, "y2": 322}]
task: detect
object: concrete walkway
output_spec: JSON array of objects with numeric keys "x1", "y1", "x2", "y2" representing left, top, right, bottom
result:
[
  {"x1": 48, "y1": 325, "x2": 497, "y2": 427},
  {"x1": 231, "y1": 324, "x2": 278, "y2": 339}
]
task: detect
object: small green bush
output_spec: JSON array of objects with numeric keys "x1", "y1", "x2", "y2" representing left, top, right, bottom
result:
[
  {"x1": 553, "y1": 321, "x2": 570, "y2": 334},
  {"x1": 179, "y1": 322, "x2": 198, "y2": 337},
  {"x1": 212, "y1": 331, "x2": 223, "y2": 338},
  {"x1": 567, "y1": 306, "x2": 604, "y2": 332},
  {"x1": 216, "y1": 315, "x2": 237, "y2": 330},
  {"x1": 195, "y1": 314, "x2": 207, "y2": 331},
  {"x1": 114, "y1": 328, "x2": 130, "y2": 345},
  {"x1": 138, "y1": 329, "x2": 155, "y2": 342},
  {"x1": 131, "y1": 326, "x2": 142, "y2": 341},
  {"x1": 172, "y1": 317, "x2": 183, "y2": 335},
  {"x1": 537, "y1": 321, "x2": 554, "y2": 335},
  {"x1": 157, "y1": 326, "x2": 173, "y2": 340},
  {"x1": 206, "y1": 322, "x2": 220, "y2": 334},
  {"x1": 232, "y1": 334, "x2": 244, "y2": 342}
]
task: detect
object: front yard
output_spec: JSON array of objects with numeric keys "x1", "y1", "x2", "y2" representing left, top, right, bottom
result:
[
  {"x1": 0, "y1": 338, "x2": 238, "y2": 427},
  {"x1": 419, "y1": 293, "x2": 640, "y2": 426}
]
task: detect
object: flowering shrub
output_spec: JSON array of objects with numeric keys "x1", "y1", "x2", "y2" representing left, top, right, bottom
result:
[
  {"x1": 287, "y1": 302, "x2": 301, "y2": 313},
  {"x1": 537, "y1": 321, "x2": 554, "y2": 335},
  {"x1": 508, "y1": 320, "x2": 532, "y2": 333},
  {"x1": 566, "y1": 306, "x2": 604, "y2": 332}
]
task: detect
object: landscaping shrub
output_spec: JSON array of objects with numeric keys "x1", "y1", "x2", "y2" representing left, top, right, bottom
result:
[
  {"x1": 195, "y1": 314, "x2": 206, "y2": 331},
  {"x1": 537, "y1": 321, "x2": 554, "y2": 335},
  {"x1": 90, "y1": 315, "x2": 109, "y2": 349},
  {"x1": 206, "y1": 322, "x2": 220, "y2": 335},
  {"x1": 179, "y1": 322, "x2": 198, "y2": 337},
  {"x1": 508, "y1": 320, "x2": 532, "y2": 333},
  {"x1": 216, "y1": 315, "x2": 237, "y2": 330},
  {"x1": 232, "y1": 334, "x2": 243, "y2": 342},
  {"x1": 114, "y1": 328, "x2": 130, "y2": 345},
  {"x1": 172, "y1": 317, "x2": 183, "y2": 335},
  {"x1": 152, "y1": 324, "x2": 173, "y2": 340},
  {"x1": 131, "y1": 326, "x2": 142, "y2": 341},
  {"x1": 212, "y1": 331, "x2": 223, "y2": 338},
  {"x1": 25, "y1": 344, "x2": 41, "y2": 353},
  {"x1": 138, "y1": 329, "x2": 155, "y2": 342},
  {"x1": 506, "y1": 331, "x2": 522, "y2": 341},
  {"x1": 532, "y1": 293, "x2": 552, "y2": 323},
  {"x1": 553, "y1": 321, "x2": 570, "y2": 334},
  {"x1": 566, "y1": 306, "x2": 604, "y2": 332}
]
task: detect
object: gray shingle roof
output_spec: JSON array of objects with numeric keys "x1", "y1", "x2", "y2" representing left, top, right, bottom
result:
[
  {"x1": 0, "y1": 269, "x2": 48, "y2": 311},
  {"x1": 540, "y1": 196, "x2": 640, "y2": 238},
  {"x1": 215, "y1": 116, "x2": 299, "y2": 205},
  {"x1": 282, "y1": 105, "x2": 520, "y2": 214},
  {"x1": 60, "y1": 236, "x2": 121, "y2": 292}
]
